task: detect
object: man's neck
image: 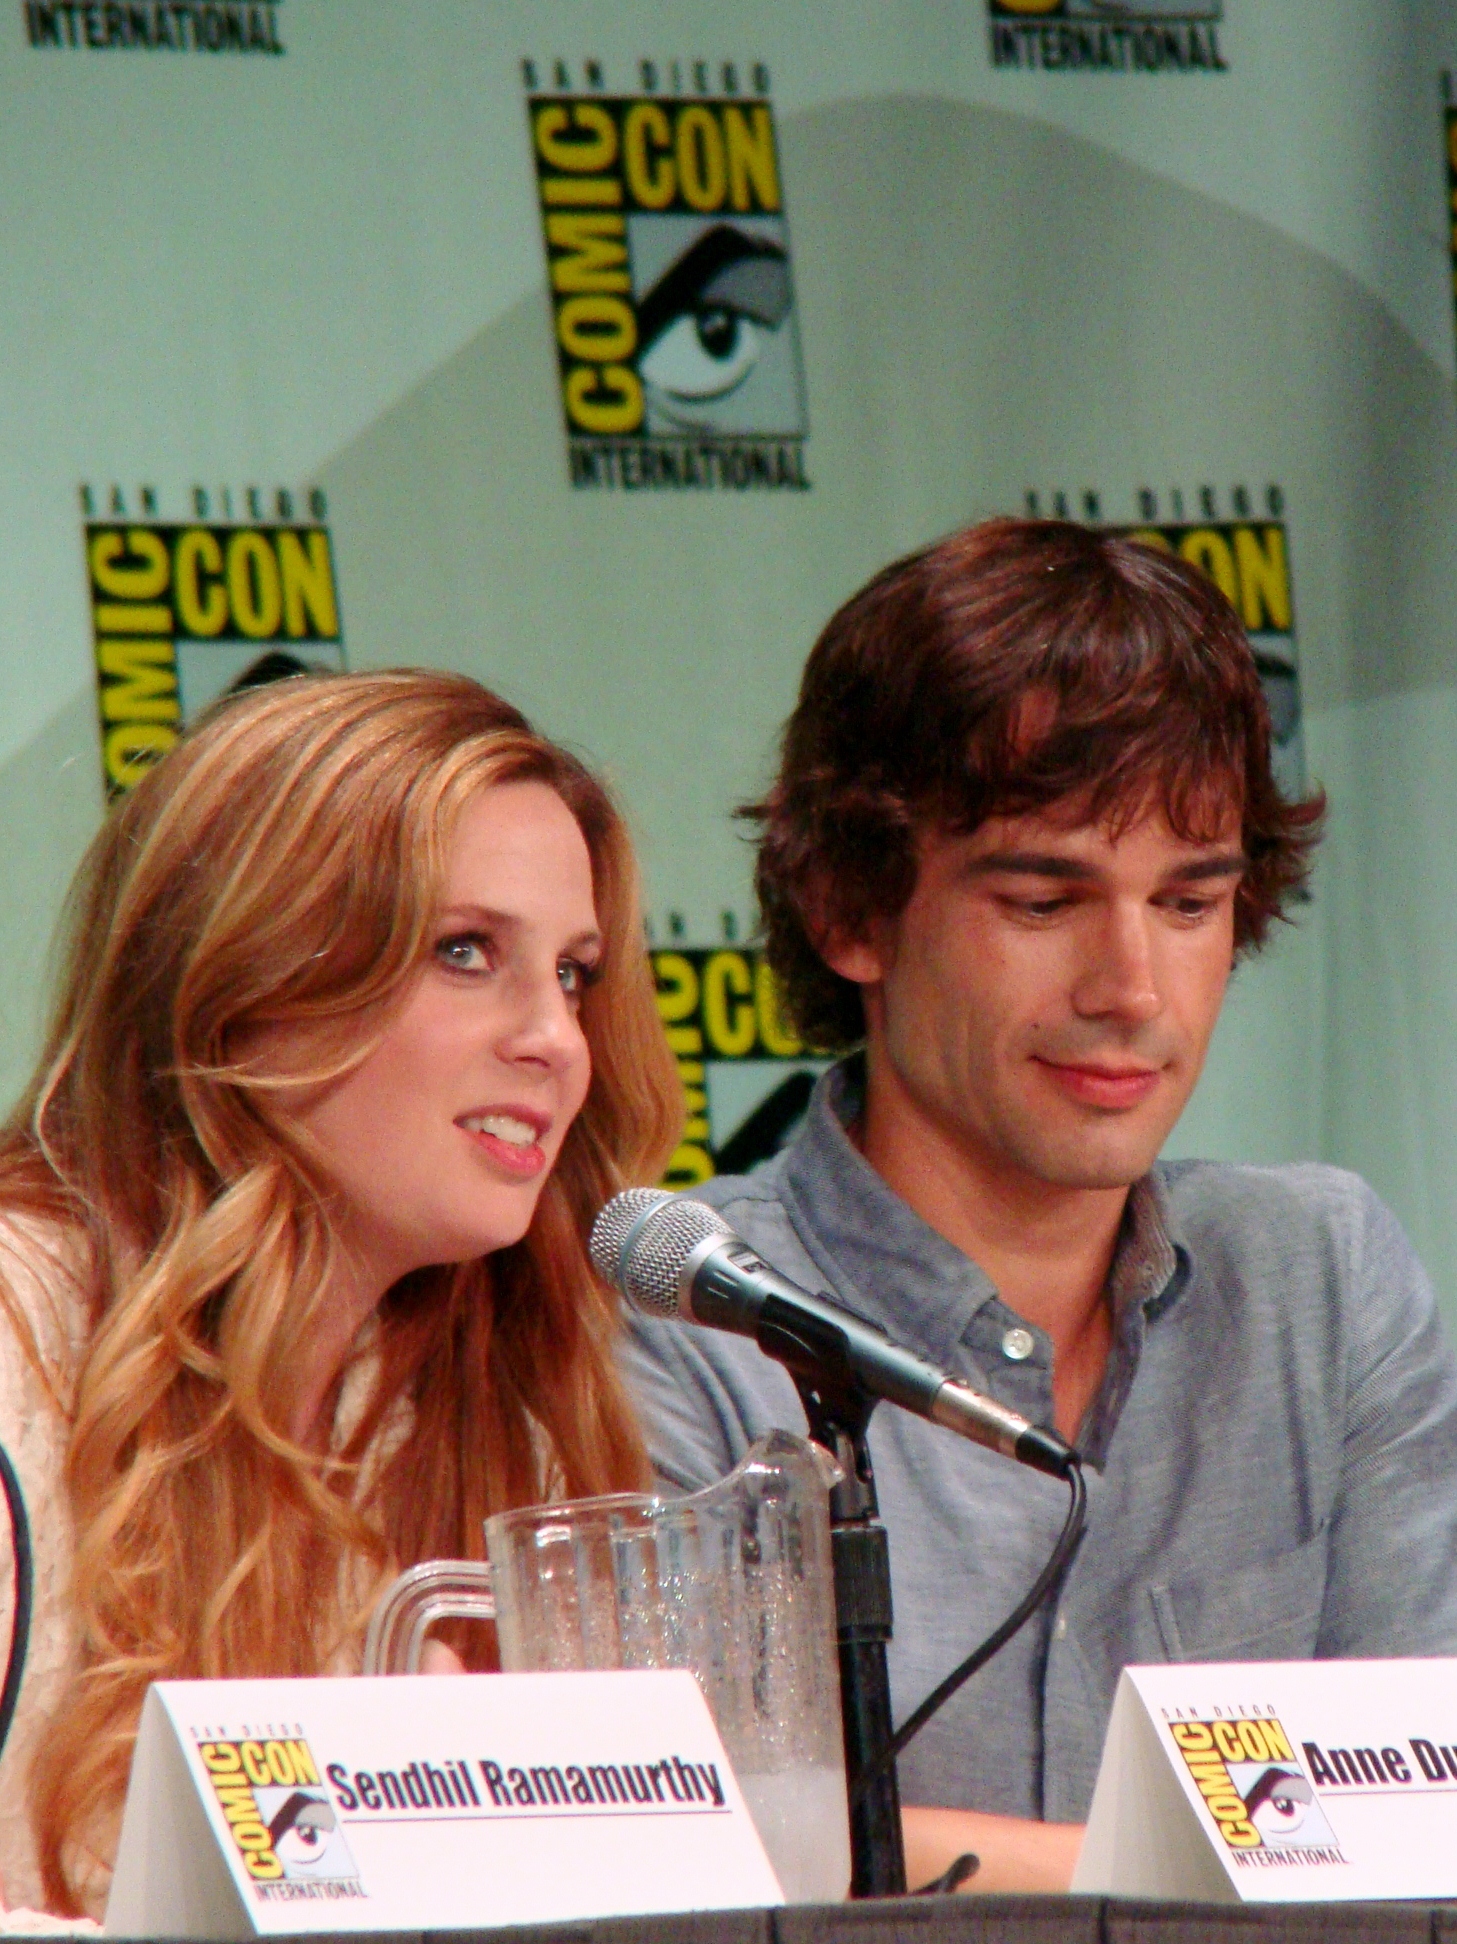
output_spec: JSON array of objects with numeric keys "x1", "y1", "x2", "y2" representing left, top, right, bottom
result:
[{"x1": 855, "y1": 1059, "x2": 1131, "y2": 1438}]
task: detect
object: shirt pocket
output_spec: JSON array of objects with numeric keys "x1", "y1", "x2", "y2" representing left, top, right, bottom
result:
[{"x1": 1148, "y1": 1523, "x2": 1330, "y2": 1662}]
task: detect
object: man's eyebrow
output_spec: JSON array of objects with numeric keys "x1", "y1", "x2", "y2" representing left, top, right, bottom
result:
[
  {"x1": 1165, "y1": 853, "x2": 1249, "y2": 882},
  {"x1": 964, "y1": 853, "x2": 1099, "y2": 881},
  {"x1": 963, "y1": 850, "x2": 1248, "y2": 883}
]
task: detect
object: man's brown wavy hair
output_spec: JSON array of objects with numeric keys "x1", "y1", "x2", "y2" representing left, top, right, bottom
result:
[{"x1": 748, "y1": 518, "x2": 1325, "y2": 1051}]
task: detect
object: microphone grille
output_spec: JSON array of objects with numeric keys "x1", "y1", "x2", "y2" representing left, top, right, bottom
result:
[
  {"x1": 588, "y1": 1189, "x2": 733, "y2": 1318},
  {"x1": 588, "y1": 1187, "x2": 670, "y2": 1286}
]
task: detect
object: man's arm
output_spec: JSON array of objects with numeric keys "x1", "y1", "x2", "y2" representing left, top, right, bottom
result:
[
  {"x1": 902, "y1": 1808, "x2": 1082, "y2": 1894},
  {"x1": 1319, "y1": 1179, "x2": 1457, "y2": 1656},
  {"x1": 619, "y1": 1304, "x2": 806, "y2": 1489}
]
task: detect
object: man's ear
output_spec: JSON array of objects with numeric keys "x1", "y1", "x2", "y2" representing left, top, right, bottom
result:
[
  {"x1": 818, "y1": 927, "x2": 886, "y2": 987},
  {"x1": 800, "y1": 875, "x2": 888, "y2": 985}
]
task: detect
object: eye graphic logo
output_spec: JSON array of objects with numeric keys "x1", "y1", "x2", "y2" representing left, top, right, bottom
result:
[
  {"x1": 1231, "y1": 1765, "x2": 1321, "y2": 1846},
  {"x1": 527, "y1": 84, "x2": 810, "y2": 492},
  {"x1": 635, "y1": 222, "x2": 796, "y2": 435},
  {"x1": 1167, "y1": 1719, "x2": 1343, "y2": 1860},
  {"x1": 252, "y1": 1786, "x2": 358, "y2": 1882}
]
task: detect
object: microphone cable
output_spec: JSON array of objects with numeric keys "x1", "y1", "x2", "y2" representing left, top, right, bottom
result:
[
  {"x1": 588, "y1": 1189, "x2": 1092, "y2": 1812},
  {"x1": 0, "y1": 1443, "x2": 32, "y2": 1765},
  {"x1": 848, "y1": 1456, "x2": 1086, "y2": 1812}
]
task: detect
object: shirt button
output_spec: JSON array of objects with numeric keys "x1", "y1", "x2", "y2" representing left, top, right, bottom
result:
[
  {"x1": 1055, "y1": 1614, "x2": 1068, "y2": 1639},
  {"x1": 1001, "y1": 1326, "x2": 1035, "y2": 1362}
]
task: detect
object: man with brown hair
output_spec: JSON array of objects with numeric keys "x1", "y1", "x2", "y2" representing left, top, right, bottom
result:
[{"x1": 624, "y1": 519, "x2": 1457, "y2": 1891}]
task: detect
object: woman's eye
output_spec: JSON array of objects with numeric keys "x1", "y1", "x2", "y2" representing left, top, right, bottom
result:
[
  {"x1": 435, "y1": 933, "x2": 492, "y2": 973},
  {"x1": 558, "y1": 957, "x2": 600, "y2": 999}
]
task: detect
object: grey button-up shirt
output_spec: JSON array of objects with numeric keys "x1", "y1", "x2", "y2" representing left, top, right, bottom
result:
[{"x1": 621, "y1": 1062, "x2": 1457, "y2": 1824}]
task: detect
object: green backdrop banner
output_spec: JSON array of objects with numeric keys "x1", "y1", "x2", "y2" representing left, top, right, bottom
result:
[{"x1": 3, "y1": 3, "x2": 1457, "y2": 1306}]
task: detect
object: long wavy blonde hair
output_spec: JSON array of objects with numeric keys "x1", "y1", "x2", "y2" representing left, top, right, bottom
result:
[{"x1": 0, "y1": 670, "x2": 681, "y2": 1912}]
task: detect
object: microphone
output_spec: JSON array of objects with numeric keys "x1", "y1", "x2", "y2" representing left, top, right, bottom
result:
[{"x1": 591, "y1": 1189, "x2": 1075, "y2": 1480}]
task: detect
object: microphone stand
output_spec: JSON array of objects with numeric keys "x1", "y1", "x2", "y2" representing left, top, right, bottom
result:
[
  {"x1": 758, "y1": 1304, "x2": 906, "y2": 1897},
  {"x1": 798, "y1": 1380, "x2": 906, "y2": 1899}
]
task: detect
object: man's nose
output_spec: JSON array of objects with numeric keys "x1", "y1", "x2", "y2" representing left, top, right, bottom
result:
[{"x1": 1071, "y1": 903, "x2": 1163, "y2": 1024}]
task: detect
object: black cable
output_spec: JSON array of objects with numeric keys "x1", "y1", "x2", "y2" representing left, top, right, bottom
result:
[
  {"x1": 849, "y1": 1457, "x2": 1087, "y2": 1812},
  {"x1": 0, "y1": 1443, "x2": 32, "y2": 1765}
]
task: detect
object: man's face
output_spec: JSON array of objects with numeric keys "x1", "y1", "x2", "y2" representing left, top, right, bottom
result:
[{"x1": 826, "y1": 800, "x2": 1245, "y2": 1195}]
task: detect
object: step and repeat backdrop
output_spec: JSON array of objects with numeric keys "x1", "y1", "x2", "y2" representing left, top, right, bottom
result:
[{"x1": 3, "y1": 4, "x2": 1457, "y2": 1302}]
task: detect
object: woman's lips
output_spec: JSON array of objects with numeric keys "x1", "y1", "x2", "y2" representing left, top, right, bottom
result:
[
  {"x1": 456, "y1": 1110, "x2": 549, "y2": 1178},
  {"x1": 1033, "y1": 1058, "x2": 1163, "y2": 1109}
]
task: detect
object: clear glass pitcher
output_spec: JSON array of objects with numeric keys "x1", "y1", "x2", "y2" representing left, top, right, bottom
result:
[{"x1": 363, "y1": 1429, "x2": 849, "y2": 1904}]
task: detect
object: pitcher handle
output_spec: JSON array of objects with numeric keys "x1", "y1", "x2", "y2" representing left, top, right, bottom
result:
[{"x1": 363, "y1": 1559, "x2": 496, "y2": 1675}]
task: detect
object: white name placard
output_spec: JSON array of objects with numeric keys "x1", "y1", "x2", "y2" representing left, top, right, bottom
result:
[
  {"x1": 1073, "y1": 1659, "x2": 1457, "y2": 1903},
  {"x1": 105, "y1": 1671, "x2": 783, "y2": 1938}
]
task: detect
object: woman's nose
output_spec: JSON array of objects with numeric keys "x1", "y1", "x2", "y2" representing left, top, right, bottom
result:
[{"x1": 497, "y1": 969, "x2": 588, "y2": 1068}]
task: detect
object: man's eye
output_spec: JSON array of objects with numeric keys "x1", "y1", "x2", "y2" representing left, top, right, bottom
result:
[
  {"x1": 435, "y1": 933, "x2": 492, "y2": 972},
  {"x1": 1003, "y1": 894, "x2": 1071, "y2": 919}
]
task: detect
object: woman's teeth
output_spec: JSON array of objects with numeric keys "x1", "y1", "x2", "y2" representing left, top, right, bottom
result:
[{"x1": 464, "y1": 1114, "x2": 538, "y2": 1147}]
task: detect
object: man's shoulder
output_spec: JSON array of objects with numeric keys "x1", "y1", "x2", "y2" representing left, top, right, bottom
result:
[
  {"x1": 695, "y1": 1153, "x2": 1395, "y2": 1265},
  {"x1": 701, "y1": 1151, "x2": 1382, "y2": 1236},
  {"x1": 1158, "y1": 1155, "x2": 1373, "y2": 1223},
  {"x1": 1156, "y1": 1157, "x2": 1412, "y2": 1297},
  {"x1": 692, "y1": 1162, "x2": 807, "y2": 1254},
  {"x1": 694, "y1": 1161, "x2": 793, "y2": 1217}
]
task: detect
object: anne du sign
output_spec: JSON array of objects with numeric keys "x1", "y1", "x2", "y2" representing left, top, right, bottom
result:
[{"x1": 1074, "y1": 1659, "x2": 1457, "y2": 1902}]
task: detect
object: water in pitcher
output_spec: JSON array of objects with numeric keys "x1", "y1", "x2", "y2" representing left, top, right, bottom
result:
[
  {"x1": 737, "y1": 1766, "x2": 853, "y2": 1905},
  {"x1": 365, "y1": 1431, "x2": 852, "y2": 1906}
]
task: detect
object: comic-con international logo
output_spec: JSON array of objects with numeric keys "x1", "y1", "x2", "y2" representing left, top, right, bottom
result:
[
  {"x1": 653, "y1": 947, "x2": 827, "y2": 1188},
  {"x1": 527, "y1": 81, "x2": 809, "y2": 492},
  {"x1": 1117, "y1": 515, "x2": 1302, "y2": 800},
  {"x1": 989, "y1": 0, "x2": 1227, "y2": 73},
  {"x1": 196, "y1": 1735, "x2": 364, "y2": 1898},
  {"x1": 1167, "y1": 1717, "x2": 1345, "y2": 1866},
  {"x1": 84, "y1": 501, "x2": 344, "y2": 799}
]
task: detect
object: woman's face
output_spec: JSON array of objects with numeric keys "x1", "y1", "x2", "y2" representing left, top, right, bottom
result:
[{"x1": 290, "y1": 780, "x2": 601, "y2": 1288}]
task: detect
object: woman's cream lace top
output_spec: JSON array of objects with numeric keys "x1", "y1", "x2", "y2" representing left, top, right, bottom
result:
[
  {"x1": 0, "y1": 1216, "x2": 424, "y2": 1918},
  {"x1": 0, "y1": 1217, "x2": 89, "y2": 1914}
]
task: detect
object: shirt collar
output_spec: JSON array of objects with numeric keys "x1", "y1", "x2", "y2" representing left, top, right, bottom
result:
[
  {"x1": 773, "y1": 1057, "x2": 1188, "y2": 1365},
  {"x1": 1109, "y1": 1169, "x2": 1183, "y2": 1327}
]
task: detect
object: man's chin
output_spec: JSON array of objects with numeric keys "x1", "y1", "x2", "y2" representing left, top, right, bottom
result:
[
  {"x1": 1041, "y1": 1160, "x2": 1158, "y2": 1192},
  {"x1": 1013, "y1": 1129, "x2": 1170, "y2": 1193}
]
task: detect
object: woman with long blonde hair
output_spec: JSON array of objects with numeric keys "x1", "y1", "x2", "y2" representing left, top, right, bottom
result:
[{"x1": 0, "y1": 670, "x2": 681, "y2": 1916}]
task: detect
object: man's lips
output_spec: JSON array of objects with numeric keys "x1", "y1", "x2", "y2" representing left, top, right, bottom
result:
[{"x1": 1032, "y1": 1057, "x2": 1165, "y2": 1109}]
